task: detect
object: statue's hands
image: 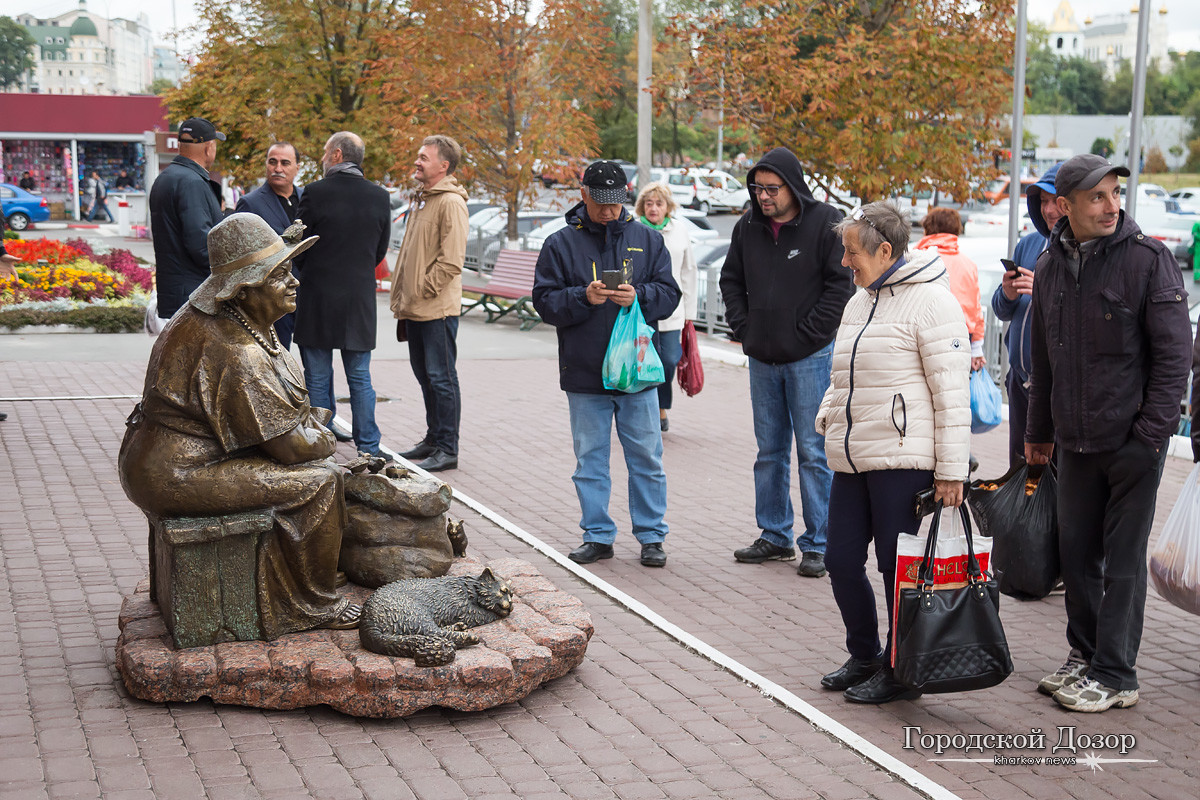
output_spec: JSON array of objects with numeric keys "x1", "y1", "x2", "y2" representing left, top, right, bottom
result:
[{"x1": 262, "y1": 421, "x2": 336, "y2": 464}]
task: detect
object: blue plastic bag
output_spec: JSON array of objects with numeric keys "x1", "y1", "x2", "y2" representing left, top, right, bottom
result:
[
  {"x1": 602, "y1": 299, "x2": 665, "y2": 393},
  {"x1": 970, "y1": 368, "x2": 1002, "y2": 434}
]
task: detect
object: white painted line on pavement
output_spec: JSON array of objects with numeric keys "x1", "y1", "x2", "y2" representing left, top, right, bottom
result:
[
  {"x1": 378, "y1": 426, "x2": 961, "y2": 800},
  {"x1": 0, "y1": 394, "x2": 140, "y2": 401}
]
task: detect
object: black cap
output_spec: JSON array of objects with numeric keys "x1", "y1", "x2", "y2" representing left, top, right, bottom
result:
[
  {"x1": 178, "y1": 117, "x2": 226, "y2": 143},
  {"x1": 581, "y1": 160, "x2": 628, "y2": 204},
  {"x1": 1055, "y1": 153, "x2": 1129, "y2": 197}
]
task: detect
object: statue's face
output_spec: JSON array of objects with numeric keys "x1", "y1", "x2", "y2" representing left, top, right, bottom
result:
[{"x1": 240, "y1": 262, "x2": 298, "y2": 324}]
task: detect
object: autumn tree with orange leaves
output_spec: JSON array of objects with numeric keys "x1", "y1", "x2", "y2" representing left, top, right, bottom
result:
[
  {"x1": 374, "y1": 0, "x2": 612, "y2": 241},
  {"x1": 166, "y1": 0, "x2": 412, "y2": 185},
  {"x1": 667, "y1": 0, "x2": 1013, "y2": 203}
]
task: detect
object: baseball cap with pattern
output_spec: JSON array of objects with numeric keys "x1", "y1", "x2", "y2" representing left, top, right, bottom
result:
[
  {"x1": 581, "y1": 160, "x2": 628, "y2": 205},
  {"x1": 178, "y1": 117, "x2": 227, "y2": 143}
]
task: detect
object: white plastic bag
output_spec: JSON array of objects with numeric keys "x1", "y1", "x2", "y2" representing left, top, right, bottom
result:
[
  {"x1": 1149, "y1": 463, "x2": 1200, "y2": 615},
  {"x1": 143, "y1": 290, "x2": 163, "y2": 335}
]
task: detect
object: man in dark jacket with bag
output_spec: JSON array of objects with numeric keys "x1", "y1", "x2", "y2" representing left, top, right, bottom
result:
[
  {"x1": 1026, "y1": 154, "x2": 1191, "y2": 713},
  {"x1": 533, "y1": 161, "x2": 680, "y2": 568},
  {"x1": 292, "y1": 131, "x2": 391, "y2": 457},
  {"x1": 720, "y1": 146, "x2": 855, "y2": 578},
  {"x1": 149, "y1": 117, "x2": 225, "y2": 320}
]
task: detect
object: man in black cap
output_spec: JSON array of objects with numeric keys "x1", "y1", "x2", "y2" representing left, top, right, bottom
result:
[
  {"x1": 1026, "y1": 153, "x2": 1191, "y2": 712},
  {"x1": 149, "y1": 117, "x2": 226, "y2": 321},
  {"x1": 532, "y1": 160, "x2": 680, "y2": 568}
]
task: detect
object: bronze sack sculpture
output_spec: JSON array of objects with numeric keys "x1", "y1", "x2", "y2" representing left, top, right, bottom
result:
[{"x1": 119, "y1": 213, "x2": 362, "y2": 646}]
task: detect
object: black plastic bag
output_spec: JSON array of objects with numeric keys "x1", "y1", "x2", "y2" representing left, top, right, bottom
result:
[{"x1": 967, "y1": 461, "x2": 1059, "y2": 600}]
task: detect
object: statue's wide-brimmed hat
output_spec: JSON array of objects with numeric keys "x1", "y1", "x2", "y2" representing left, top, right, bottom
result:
[{"x1": 190, "y1": 213, "x2": 318, "y2": 315}]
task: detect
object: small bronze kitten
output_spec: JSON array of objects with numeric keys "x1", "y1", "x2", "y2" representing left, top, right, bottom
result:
[{"x1": 359, "y1": 568, "x2": 514, "y2": 666}]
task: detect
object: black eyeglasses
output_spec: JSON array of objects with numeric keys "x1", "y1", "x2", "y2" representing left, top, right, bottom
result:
[
  {"x1": 749, "y1": 183, "x2": 785, "y2": 197},
  {"x1": 851, "y1": 206, "x2": 880, "y2": 233}
]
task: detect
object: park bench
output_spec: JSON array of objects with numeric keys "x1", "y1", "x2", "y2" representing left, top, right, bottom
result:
[{"x1": 460, "y1": 249, "x2": 541, "y2": 330}]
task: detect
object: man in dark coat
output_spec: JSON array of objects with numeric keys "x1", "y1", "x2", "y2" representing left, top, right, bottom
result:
[
  {"x1": 236, "y1": 141, "x2": 304, "y2": 350},
  {"x1": 292, "y1": 131, "x2": 391, "y2": 457},
  {"x1": 532, "y1": 161, "x2": 680, "y2": 568},
  {"x1": 149, "y1": 117, "x2": 225, "y2": 320},
  {"x1": 719, "y1": 146, "x2": 854, "y2": 579},
  {"x1": 1026, "y1": 154, "x2": 1191, "y2": 713}
]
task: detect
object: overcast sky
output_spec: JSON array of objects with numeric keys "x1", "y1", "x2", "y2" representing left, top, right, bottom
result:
[{"x1": 3, "y1": 0, "x2": 1198, "y2": 54}]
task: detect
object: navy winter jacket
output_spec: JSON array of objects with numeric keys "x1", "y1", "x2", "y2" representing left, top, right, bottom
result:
[
  {"x1": 149, "y1": 155, "x2": 223, "y2": 318},
  {"x1": 719, "y1": 147, "x2": 853, "y2": 364},
  {"x1": 1027, "y1": 210, "x2": 1191, "y2": 452},
  {"x1": 533, "y1": 203, "x2": 680, "y2": 394},
  {"x1": 990, "y1": 162, "x2": 1061, "y2": 383}
]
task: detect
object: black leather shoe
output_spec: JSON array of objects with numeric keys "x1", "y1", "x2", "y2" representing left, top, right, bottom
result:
[
  {"x1": 843, "y1": 666, "x2": 922, "y2": 704},
  {"x1": 568, "y1": 542, "x2": 614, "y2": 564},
  {"x1": 640, "y1": 542, "x2": 667, "y2": 567},
  {"x1": 821, "y1": 656, "x2": 884, "y2": 690},
  {"x1": 415, "y1": 449, "x2": 457, "y2": 472},
  {"x1": 328, "y1": 426, "x2": 353, "y2": 442},
  {"x1": 400, "y1": 441, "x2": 437, "y2": 460}
]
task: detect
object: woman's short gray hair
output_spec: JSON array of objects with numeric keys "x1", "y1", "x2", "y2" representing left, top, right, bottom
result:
[{"x1": 832, "y1": 201, "x2": 910, "y2": 256}]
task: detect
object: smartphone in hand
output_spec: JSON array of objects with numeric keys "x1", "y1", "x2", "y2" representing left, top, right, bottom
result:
[
  {"x1": 601, "y1": 270, "x2": 622, "y2": 290},
  {"x1": 1001, "y1": 258, "x2": 1019, "y2": 278}
]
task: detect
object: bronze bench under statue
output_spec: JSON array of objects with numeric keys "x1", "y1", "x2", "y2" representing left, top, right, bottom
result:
[{"x1": 148, "y1": 510, "x2": 274, "y2": 649}]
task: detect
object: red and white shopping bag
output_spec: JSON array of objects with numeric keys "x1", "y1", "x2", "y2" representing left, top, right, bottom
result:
[{"x1": 892, "y1": 504, "x2": 993, "y2": 666}]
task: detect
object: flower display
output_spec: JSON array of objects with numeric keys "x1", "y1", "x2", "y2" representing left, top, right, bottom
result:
[
  {"x1": 0, "y1": 237, "x2": 152, "y2": 306},
  {"x1": 4, "y1": 239, "x2": 85, "y2": 265}
]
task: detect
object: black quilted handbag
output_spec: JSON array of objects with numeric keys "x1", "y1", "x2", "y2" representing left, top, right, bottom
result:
[{"x1": 894, "y1": 503, "x2": 1013, "y2": 693}]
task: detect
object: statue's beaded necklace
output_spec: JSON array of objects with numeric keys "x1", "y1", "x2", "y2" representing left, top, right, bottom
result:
[{"x1": 223, "y1": 301, "x2": 282, "y2": 356}]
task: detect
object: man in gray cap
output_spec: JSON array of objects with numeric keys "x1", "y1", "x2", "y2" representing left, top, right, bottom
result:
[
  {"x1": 149, "y1": 117, "x2": 226, "y2": 320},
  {"x1": 532, "y1": 160, "x2": 680, "y2": 568},
  {"x1": 1025, "y1": 153, "x2": 1191, "y2": 712}
]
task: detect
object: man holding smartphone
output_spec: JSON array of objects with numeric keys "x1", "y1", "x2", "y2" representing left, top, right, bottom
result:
[
  {"x1": 532, "y1": 161, "x2": 680, "y2": 568},
  {"x1": 991, "y1": 161, "x2": 1063, "y2": 466}
]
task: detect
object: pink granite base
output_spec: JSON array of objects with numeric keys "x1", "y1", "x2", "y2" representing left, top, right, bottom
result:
[{"x1": 115, "y1": 557, "x2": 592, "y2": 717}]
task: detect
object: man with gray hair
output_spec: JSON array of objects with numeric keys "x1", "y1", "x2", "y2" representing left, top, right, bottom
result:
[
  {"x1": 390, "y1": 135, "x2": 469, "y2": 472},
  {"x1": 292, "y1": 131, "x2": 392, "y2": 457}
]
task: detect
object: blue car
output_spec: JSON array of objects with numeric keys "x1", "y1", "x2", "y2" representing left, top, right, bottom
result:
[{"x1": 1, "y1": 182, "x2": 50, "y2": 231}]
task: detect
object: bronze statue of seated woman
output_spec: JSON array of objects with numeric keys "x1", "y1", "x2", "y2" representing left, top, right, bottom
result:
[{"x1": 119, "y1": 213, "x2": 361, "y2": 643}]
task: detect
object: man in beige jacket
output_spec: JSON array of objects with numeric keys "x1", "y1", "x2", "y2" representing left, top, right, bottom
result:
[{"x1": 389, "y1": 135, "x2": 469, "y2": 472}]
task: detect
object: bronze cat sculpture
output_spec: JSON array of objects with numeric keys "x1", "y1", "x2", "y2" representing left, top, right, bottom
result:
[{"x1": 359, "y1": 568, "x2": 514, "y2": 666}]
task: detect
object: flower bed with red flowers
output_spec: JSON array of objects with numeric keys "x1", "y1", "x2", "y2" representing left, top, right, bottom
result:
[{"x1": 0, "y1": 237, "x2": 150, "y2": 331}]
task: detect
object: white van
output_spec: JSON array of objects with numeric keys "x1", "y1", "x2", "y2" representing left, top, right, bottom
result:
[{"x1": 664, "y1": 168, "x2": 752, "y2": 214}]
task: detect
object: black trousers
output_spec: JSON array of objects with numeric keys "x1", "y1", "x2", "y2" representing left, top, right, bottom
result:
[
  {"x1": 826, "y1": 469, "x2": 934, "y2": 661},
  {"x1": 1006, "y1": 370, "x2": 1029, "y2": 468},
  {"x1": 1057, "y1": 437, "x2": 1166, "y2": 691},
  {"x1": 406, "y1": 316, "x2": 461, "y2": 455}
]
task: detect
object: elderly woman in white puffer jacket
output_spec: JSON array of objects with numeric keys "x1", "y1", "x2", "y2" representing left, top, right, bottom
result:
[{"x1": 814, "y1": 200, "x2": 971, "y2": 706}]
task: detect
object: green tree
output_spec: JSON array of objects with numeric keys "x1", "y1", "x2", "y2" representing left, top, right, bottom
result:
[
  {"x1": 1091, "y1": 137, "x2": 1114, "y2": 158},
  {"x1": 0, "y1": 16, "x2": 34, "y2": 89}
]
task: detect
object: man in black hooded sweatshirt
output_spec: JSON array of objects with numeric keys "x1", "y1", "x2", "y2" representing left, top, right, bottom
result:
[{"x1": 720, "y1": 147, "x2": 855, "y2": 578}]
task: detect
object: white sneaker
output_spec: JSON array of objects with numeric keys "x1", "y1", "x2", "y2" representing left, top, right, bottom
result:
[
  {"x1": 1037, "y1": 657, "x2": 1088, "y2": 695},
  {"x1": 1052, "y1": 677, "x2": 1139, "y2": 712}
]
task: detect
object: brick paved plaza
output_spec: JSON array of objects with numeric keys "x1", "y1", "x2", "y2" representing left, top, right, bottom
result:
[{"x1": 1, "y1": 310, "x2": 1197, "y2": 799}]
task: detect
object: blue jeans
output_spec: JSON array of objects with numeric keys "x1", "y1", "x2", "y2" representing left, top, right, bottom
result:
[
  {"x1": 298, "y1": 347, "x2": 381, "y2": 455},
  {"x1": 86, "y1": 197, "x2": 111, "y2": 222},
  {"x1": 566, "y1": 390, "x2": 668, "y2": 546},
  {"x1": 654, "y1": 329, "x2": 683, "y2": 411},
  {"x1": 406, "y1": 316, "x2": 461, "y2": 455},
  {"x1": 748, "y1": 343, "x2": 833, "y2": 553}
]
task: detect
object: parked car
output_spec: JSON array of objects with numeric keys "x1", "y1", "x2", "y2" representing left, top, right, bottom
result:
[
  {"x1": 1, "y1": 183, "x2": 50, "y2": 231},
  {"x1": 1138, "y1": 209, "x2": 1196, "y2": 268},
  {"x1": 538, "y1": 158, "x2": 586, "y2": 188},
  {"x1": 693, "y1": 237, "x2": 731, "y2": 269},
  {"x1": 1170, "y1": 187, "x2": 1200, "y2": 215},
  {"x1": 664, "y1": 168, "x2": 752, "y2": 214},
  {"x1": 389, "y1": 200, "x2": 495, "y2": 251},
  {"x1": 892, "y1": 183, "x2": 970, "y2": 228},
  {"x1": 981, "y1": 175, "x2": 1039, "y2": 205},
  {"x1": 964, "y1": 201, "x2": 1032, "y2": 237},
  {"x1": 467, "y1": 210, "x2": 561, "y2": 270}
]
